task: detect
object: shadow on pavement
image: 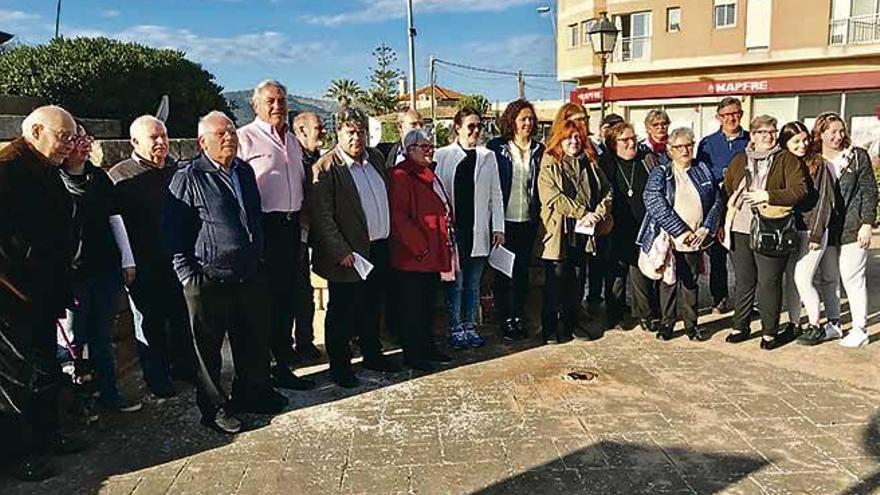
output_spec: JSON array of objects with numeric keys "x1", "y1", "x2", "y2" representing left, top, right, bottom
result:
[
  {"x1": 840, "y1": 412, "x2": 880, "y2": 495},
  {"x1": 474, "y1": 439, "x2": 770, "y2": 494}
]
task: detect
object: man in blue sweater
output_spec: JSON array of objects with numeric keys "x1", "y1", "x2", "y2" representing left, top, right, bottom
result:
[
  {"x1": 696, "y1": 97, "x2": 750, "y2": 314},
  {"x1": 164, "y1": 111, "x2": 287, "y2": 434}
]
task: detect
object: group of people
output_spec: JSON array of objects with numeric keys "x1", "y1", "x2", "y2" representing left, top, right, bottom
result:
[{"x1": 0, "y1": 79, "x2": 875, "y2": 481}]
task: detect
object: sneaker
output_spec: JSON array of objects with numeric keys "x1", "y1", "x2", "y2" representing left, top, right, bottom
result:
[
  {"x1": 797, "y1": 322, "x2": 841, "y2": 346},
  {"x1": 840, "y1": 328, "x2": 869, "y2": 348},
  {"x1": 99, "y1": 395, "x2": 143, "y2": 413},
  {"x1": 463, "y1": 323, "x2": 485, "y2": 348},
  {"x1": 201, "y1": 409, "x2": 242, "y2": 435},
  {"x1": 448, "y1": 325, "x2": 469, "y2": 350}
]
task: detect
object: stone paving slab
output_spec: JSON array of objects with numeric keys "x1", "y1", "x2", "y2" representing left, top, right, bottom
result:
[{"x1": 1, "y1": 326, "x2": 878, "y2": 495}]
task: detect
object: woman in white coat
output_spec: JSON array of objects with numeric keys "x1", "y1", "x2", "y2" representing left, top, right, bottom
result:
[{"x1": 434, "y1": 107, "x2": 505, "y2": 349}]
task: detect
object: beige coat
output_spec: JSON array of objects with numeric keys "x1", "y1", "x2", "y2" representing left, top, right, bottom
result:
[{"x1": 538, "y1": 153, "x2": 612, "y2": 260}]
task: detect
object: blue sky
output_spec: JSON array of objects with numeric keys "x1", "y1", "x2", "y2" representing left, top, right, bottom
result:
[{"x1": 0, "y1": 0, "x2": 565, "y2": 101}]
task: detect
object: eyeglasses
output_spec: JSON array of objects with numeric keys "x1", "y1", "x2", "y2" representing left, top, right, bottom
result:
[
  {"x1": 648, "y1": 122, "x2": 669, "y2": 128},
  {"x1": 718, "y1": 111, "x2": 744, "y2": 119},
  {"x1": 464, "y1": 123, "x2": 484, "y2": 132},
  {"x1": 45, "y1": 126, "x2": 77, "y2": 144},
  {"x1": 409, "y1": 143, "x2": 434, "y2": 152},
  {"x1": 75, "y1": 134, "x2": 94, "y2": 145},
  {"x1": 670, "y1": 143, "x2": 694, "y2": 151},
  {"x1": 752, "y1": 129, "x2": 777, "y2": 137}
]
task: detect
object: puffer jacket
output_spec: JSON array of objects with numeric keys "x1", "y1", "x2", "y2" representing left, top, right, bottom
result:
[{"x1": 828, "y1": 146, "x2": 878, "y2": 246}]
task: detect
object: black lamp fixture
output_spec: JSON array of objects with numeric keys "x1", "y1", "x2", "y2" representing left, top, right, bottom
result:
[{"x1": 587, "y1": 13, "x2": 619, "y2": 120}]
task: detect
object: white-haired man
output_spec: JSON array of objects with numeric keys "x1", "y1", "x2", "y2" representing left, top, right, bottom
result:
[
  {"x1": 165, "y1": 111, "x2": 286, "y2": 434},
  {"x1": 108, "y1": 115, "x2": 194, "y2": 399},
  {"x1": 236, "y1": 80, "x2": 315, "y2": 390},
  {"x1": 0, "y1": 105, "x2": 83, "y2": 481}
]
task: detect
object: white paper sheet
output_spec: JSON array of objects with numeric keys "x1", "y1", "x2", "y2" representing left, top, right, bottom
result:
[
  {"x1": 352, "y1": 252, "x2": 374, "y2": 280},
  {"x1": 488, "y1": 245, "x2": 515, "y2": 278},
  {"x1": 575, "y1": 217, "x2": 596, "y2": 236}
]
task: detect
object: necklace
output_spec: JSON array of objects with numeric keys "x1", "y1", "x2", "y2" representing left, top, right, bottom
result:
[{"x1": 616, "y1": 159, "x2": 636, "y2": 197}]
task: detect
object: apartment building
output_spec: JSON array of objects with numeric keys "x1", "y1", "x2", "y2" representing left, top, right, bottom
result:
[{"x1": 558, "y1": 0, "x2": 880, "y2": 145}]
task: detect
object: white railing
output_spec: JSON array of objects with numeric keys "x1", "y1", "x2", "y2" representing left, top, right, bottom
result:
[
  {"x1": 614, "y1": 36, "x2": 651, "y2": 62},
  {"x1": 829, "y1": 13, "x2": 880, "y2": 45}
]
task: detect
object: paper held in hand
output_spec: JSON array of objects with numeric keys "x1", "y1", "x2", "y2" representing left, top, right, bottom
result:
[
  {"x1": 488, "y1": 245, "x2": 516, "y2": 278},
  {"x1": 575, "y1": 217, "x2": 596, "y2": 236},
  {"x1": 352, "y1": 252, "x2": 374, "y2": 280}
]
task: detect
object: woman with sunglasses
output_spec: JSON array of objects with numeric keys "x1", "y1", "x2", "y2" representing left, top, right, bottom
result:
[
  {"x1": 775, "y1": 122, "x2": 834, "y2": 343},
  {"x1": 389, "y1": 129, "x2": 455, "y2": 371},
  {"x1": 808, "y1": 113, "x2": 877, "y2": 348},
  {"x1": 722, "y1": 115, "x2": 808, "y2": 350},
  {"x1": 435, "y1": 108, "x2": 505, "y2": 350},
  {"x1": 58, "y1": 122, "x2": 141, "y2": 412}
]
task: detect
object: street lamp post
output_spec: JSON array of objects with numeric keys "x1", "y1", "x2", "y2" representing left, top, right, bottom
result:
[
  {"x1": 55, "y1": 0, "x2": 62, "y2": 38},
  {"x1": 587, "y1": 13, "x2": 619, "y2": 121},
  {"x1": 406, "y1": 0, "x2": 417, "y2": 110},
  {"x1": 536, "y1": 5, "x2": 566, "y2": 101}
]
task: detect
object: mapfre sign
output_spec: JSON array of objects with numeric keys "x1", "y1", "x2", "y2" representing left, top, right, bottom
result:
[
  {"x1": 571, "y1": 71, "x2": 880, "y2": 103},
  {"x1": 708, "y1": 80, "x2": 769, "y2": 94}
]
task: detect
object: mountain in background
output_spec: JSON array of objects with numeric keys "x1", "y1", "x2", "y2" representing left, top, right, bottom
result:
[{"x1": 224, "y1": 90, "x2": 338, "y2": 125}]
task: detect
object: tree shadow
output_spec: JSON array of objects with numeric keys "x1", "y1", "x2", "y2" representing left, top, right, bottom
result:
[
  {"x1": 474, "y1": 439, "x2": 770, "y2": 494},
  {"x1": 839, "y1": 412, "x2": 880, "y2": 495}
]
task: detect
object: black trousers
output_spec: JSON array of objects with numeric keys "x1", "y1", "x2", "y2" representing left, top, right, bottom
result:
[
  {"x1": 182, "y1": 274, "x2": 272, "y2": 418},
  {"x1": 295, "y1": 243, "x2": 315, "y2": 348},
  {"x1": 605, "y1": 258, "x2": 659, "y2": 323},
  {"x1": 128, "y1": 265, "x2": 194, "y2": 389},
  {"x1": 585, "y1": 239, "x2": 607, "y2": 305},
  {"x1": 263, "y1": 212, "x2": 301, "y2": 367},
  {"x1": 729, "y1": 233, "x2": 788, "y2": 336},
  {"x1": 708, "y1": 241, "x2": 730, "y2": 304},
  {"x1": 325, "y1": 241, "x2": 388, "y2": 375},
  {"x1": 494, "y1": 221, "x2": 537, "y2": 322},
  {"x1": 394, "y1": 271, "x2": 440, "y2": 361},
  {"x1": 542, "y1": 246, "x2": 587, "y2": 340},
  {"x1": 659, "y1": 251, "x2": 701, "y2": 329}
]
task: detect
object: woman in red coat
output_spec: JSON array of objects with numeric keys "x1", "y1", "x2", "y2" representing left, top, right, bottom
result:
[{"x1": 389, "y1": 129, "x2": 455, "y2": 371}]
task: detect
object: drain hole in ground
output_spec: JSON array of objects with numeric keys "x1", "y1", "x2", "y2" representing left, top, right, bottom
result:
[{"x1": 564, "y1": 371, "x2": 598, "y2": 382}]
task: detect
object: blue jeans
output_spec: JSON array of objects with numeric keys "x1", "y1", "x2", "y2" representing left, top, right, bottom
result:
[
  {"x1": 446, "y1": 254, "x2": 486, "y2": 328},
  {"x1": 60, "y1": 270, "x2": 124, "y2": 401}
]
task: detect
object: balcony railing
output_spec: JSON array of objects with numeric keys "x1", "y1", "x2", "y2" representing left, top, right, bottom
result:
[
  {"x1": 829, "y1": 13, "x2": 880, "y2": 45},
  {"x1": 614, "y1": 36, "x2": 651, "y2": 62}
]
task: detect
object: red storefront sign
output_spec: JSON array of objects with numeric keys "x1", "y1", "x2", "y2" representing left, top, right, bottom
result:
[{"x1": 571, "y1": 71, "x2": 880, "y2": 103}]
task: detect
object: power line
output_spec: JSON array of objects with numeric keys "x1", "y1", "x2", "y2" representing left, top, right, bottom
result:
[
  {"x1": 436, "y1": 64, "x2": 510, "y2": 82},
  {"x1": 433, "y1": 58, "x2": 556, "y2": 79}
]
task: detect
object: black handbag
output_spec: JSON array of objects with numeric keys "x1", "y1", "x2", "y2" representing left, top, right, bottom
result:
[{"x1": 745, "y1": 169, "x2": 798, "y2": 257}]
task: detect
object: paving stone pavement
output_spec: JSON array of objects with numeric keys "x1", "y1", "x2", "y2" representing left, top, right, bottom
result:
[{"x1": 2, "y1": 326, "x2": 879, "y2": 495}]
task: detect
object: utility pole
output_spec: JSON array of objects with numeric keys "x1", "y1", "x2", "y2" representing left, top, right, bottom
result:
[
  {"x1": 517, "y1": 70, "x2": 525, "y2": 100},
  {"x1": 54, "y1": 0, "x2": 62, "y2": 38},
  {"x1": 429, "y1": 56, "x2": 436, "y2": 143},
  {"x1": 406, "y1": 0, "x2": 417, "y2": 110}
]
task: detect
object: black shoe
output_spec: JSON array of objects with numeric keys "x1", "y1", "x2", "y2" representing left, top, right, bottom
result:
[
  {"x1": 232, "y1": 390, "x2": 288, "y2": 414},
  {"x1": 640, "y1": 319, "x2": 657, "y2": 333},
  {"x1": 273, "y1": 366, "x2": 316, "y2": 391},
  {"x1": 362, "y1": 355, "x2": 403, "y2": 373},
  {"x1": 655, "y1": 324, "x2": 674, "y2": 341},
  {"x1": 711, "y1": 297, "x2": 729, "y2": 315},
  {"x1": 294, "y1": 342, "x2": 323, "y2": 362},
  {"x1": 200, "y1": 409, "x2": 242, "y2": 435},
  {"x1": 331, "y1": 370, "x2": 360, "y2": 389},
  {"x1": 725, "y1": 329, "x2": 751, "y2": 343},
  {"x1": 686, "y1": 326, "x2": 709, "y2": 342},
  {"x1": 148, "y1": 381, "x2": 177, "y2": 399},
  {"x1": 760, "y1": 327, "x2": 796, "y2": 351},
  {"x1": 8, "y1": 456, "x2": 57, "y2": 481},
  {"x1": 426, "y1": 349, "x2": 453, "y2": 363},
  {"x1": 501, "y1": 318, "x2": 517, "y2": 341}
]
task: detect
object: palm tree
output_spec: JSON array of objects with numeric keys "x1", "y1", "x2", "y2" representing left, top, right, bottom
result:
[{"x1": 325, "y1": 78, "x2": 363, "y2": 104}]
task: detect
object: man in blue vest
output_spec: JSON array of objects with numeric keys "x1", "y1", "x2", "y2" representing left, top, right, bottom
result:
[{"x1": 696, "y1": 97, "x2": 750, "y2": 314}]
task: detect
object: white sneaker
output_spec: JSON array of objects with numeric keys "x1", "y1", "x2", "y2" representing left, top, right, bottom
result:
[
  {"x1": 823, "y1": 321, "x2": 843, "y2": 341},
  {"x1": 839, "y1": 328, "x2": 869, "y2": 348}
]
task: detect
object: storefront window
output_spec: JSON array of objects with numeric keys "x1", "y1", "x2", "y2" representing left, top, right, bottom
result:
[
  {"x1": 844, "y1": 90, "x2": 880, "y2": 150},
  {"x1": 798, "y1": 93, "x2": 842, "y2": 127}
]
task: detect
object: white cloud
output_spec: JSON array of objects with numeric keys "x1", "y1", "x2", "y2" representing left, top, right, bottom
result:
[
  {"x1": 65, "y1": 25, "x2": 333, "y2": 66},
  {"x1": 301, "y1": 0, "x2": 536, "y2": 26},
  {"x1": 100, "y1": 9, "x2": 121, "y2": 18}
]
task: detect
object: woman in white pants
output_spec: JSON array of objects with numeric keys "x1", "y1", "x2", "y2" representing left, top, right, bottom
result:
[
  {"x1": 777, "y1": 122, "x2": 834, "y2": 342},
  {"x1": 805, "y1": 113, "x2": 877, "y2": 348}
]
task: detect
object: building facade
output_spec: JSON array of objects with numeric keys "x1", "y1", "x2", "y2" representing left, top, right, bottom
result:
[{"x1": 558, "y1": 0, "x2": 880, "y2": 147}]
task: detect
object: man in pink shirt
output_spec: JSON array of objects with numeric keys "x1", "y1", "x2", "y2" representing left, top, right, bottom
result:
[{"x1": 237, "y1": 80, "x2": 314, "y2": 391}]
